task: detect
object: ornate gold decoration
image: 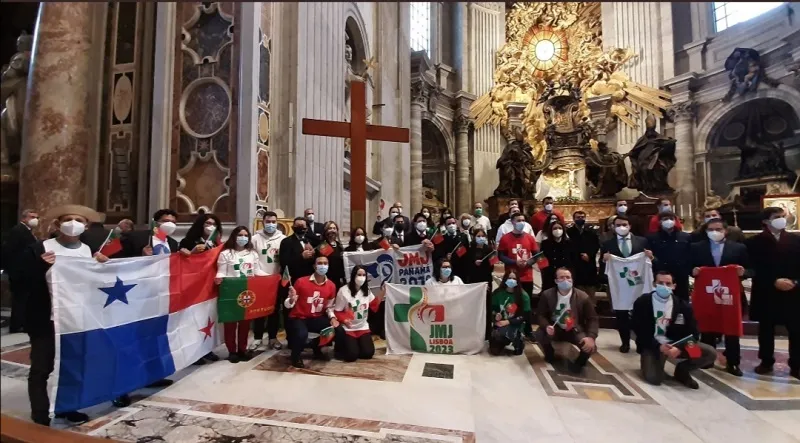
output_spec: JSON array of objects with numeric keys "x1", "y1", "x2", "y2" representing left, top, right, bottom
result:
[{"x1": 470, "y1": 2, "x2": 672, "y2": 162}]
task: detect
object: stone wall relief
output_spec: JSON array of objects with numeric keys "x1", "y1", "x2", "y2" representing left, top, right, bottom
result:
[
  {"x1": 173, "y1": 2, "x2": 239, "y2": 220},
  {"x1": 0, "y1": 32, "x2": 32, "y2": 184},
  {"x1": 722, "y1": 48, "x2": 780, "y2": 102},
  {"x1": 256, "y1": 18, "x2": 271, "y2": 207}
]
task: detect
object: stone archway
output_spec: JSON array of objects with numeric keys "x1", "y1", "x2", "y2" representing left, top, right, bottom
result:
[{"x1": 421, "y1": 118, "x2": 454, "y2": 214}]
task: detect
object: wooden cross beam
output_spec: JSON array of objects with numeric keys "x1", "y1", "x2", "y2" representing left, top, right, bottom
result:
[{"x1": 302, "y1": 80, "x2": 410, "y2": 228}]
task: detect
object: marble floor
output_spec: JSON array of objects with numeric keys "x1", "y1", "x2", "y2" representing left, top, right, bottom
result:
[{"x1": 1, "y1": 329, "x2": 798, "y2": 443}]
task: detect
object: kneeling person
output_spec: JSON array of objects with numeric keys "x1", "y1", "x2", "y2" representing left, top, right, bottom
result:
[
  {"x1": 333, "y1": 265, "x2": 384, "y2": 362},
  {"x1": 632, "y1": 271, "x2": 717, "y2": 389},
  {"x1": 489, "y1": 270, "x2": 532, "y2": 356},
  {"x1": 536, "y1": 267, "x2": 598, "y2": 373},
  {"x1": 285, "y1": 256, "x2": 338, "y2": 368}
]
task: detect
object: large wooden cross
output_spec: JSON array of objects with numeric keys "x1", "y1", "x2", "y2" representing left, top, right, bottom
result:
[{"x1": 302, "y1": 80, "x2": 410, "y2": 228}]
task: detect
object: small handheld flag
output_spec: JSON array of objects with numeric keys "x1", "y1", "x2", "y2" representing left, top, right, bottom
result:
[
  {"x1": 530, "y1": 251, "x2": 549, "y2": 269},
  {"x1": 480, "y1": 249, "x2": 497, "y2": 261},
  {"x1": 280, "y1": 267, "x2": 291, "y2": 287},
  {"x1": 455, "y1": 245, "x2": 468, "y2": 258},
  {"x1": 150, "y1": 220, "x2": 168, "y2": 242},
  {"x1": 99, "y1": 229, "x2": 123, "y2": 257},
  {"x1": 449, "y1": 241, "x2": 463, "y2": 256},
  {"x1": 378, "y1": 237, "x2": 391, "y2": 250},
  {"x1": 431, "y1": 230, "x2": 444, "y2": 245},
  {"x1": 318, "y1": 241, "x2": 334, "y2": 257},
  {"x1": 205, "y1": 227, "x2": 220, "y2": 248},
  {"x1": 669, "y1": 335, "x2": 695, "y2": 346},
  {"x1": 488, "y1": 255, "x2": 499, "y2": 266},
  {"x1": 684, "y1": 341, "x2": 702, "y2": 359},
  {"x1": 318, "y1": 326, "x2": 335, "y2": 346}
]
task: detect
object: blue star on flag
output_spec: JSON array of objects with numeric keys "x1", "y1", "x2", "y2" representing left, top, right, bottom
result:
[{"x1": 99, "y1": 277, "x2": 137, "y2": 308}]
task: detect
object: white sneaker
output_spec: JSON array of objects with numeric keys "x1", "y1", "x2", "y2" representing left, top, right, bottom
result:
[{"x1": 248, "y1": 339, "x2": 262, "y2": 351}]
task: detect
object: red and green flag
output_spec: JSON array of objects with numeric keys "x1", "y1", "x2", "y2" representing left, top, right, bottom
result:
[
  {"x1": 217, "y1": 275, "x2": 280, "y2": 323},
  {"x1": 335, "y1": 307, "x2": 356, "y2": 324},
  {"x1": 149, "y1": 220, "x2": 168, "y2": 241},
  {"x1": 684, "y1": 341, "x2": 702, "y2": 359},
  {"x1": 206, "y1": 227, "x2": 220, "y2": 247},
  {"x1": 280, "y1": 267, "x2": 291, "y2": 287},
  {"x1": 318, "y1": 326, "x2": 335, "y2": 346},
  {"x1": 455, "y1": 244, "x2": 468, "y2": 258},
  {"x1": 431, "y1": 230, "x2": 444, "y2": 245},
  {"x1": 99, "y1": 229, "x2": 123, "y2": 257},
  {"x1": 378, "y1": 237, "x2": 391, "y2": 250},
  {"x1": 532, "y1": 251, "x2": 549, "y2": 269},
  {"x1": 318, "y1": 241, "x2": 334, "y2": 257}
]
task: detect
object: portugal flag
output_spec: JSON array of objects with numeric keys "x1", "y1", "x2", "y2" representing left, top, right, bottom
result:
[
  {"x1": 691, "y1": 265, "x2": 742, "y2": 336},
  {"x1": 318, "y1": 326, "x2": 335, "y2": 346},
  {"x1": 99, "y1": 230, "x2": 123, "y2": 257},
  {"x1": 218, "y1": 275, "x2": 280, "y2": 323},
  {"x1": 318, "y1": 241, "x2": 334, "y2": 257}
]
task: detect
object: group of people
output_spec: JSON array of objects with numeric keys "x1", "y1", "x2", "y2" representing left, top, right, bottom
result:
[{"x1": 1, "y1": 196, "x2": 798, "y2": 427}]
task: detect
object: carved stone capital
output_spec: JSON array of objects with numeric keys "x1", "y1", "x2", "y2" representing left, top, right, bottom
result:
[
  {"x1": 411, "y1": 81, "x2": 432, "y2": 107},
  {"x1": 667, "y1": 101, "x2": 696, "y2": 123},
  {"x1": 454, "y1": 113, "x2": 472, "y2": 134}
]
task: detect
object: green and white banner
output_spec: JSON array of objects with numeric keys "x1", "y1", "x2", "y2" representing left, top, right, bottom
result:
[{"x1": 385, "y1": 283, "x2": 487, "y2": 355}]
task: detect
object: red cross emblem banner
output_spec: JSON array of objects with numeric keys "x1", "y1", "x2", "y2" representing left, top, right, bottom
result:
[{"x1": 691, "y1": 265, "x2": 743, "y2": 337}]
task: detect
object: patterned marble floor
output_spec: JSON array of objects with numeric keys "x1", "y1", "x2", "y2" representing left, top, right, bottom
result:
[{"x1": 2, "y1": 330, "x2": 798, "y2": 443}]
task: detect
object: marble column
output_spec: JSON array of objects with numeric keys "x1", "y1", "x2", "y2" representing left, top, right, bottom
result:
[
  {"x1": 20, "y1": 2, "x2": 96, "y2": 217},
  {"x1": 410, "y1": 83, "x2": 428, "y2": 212},
  {"x1": 667, "y1": 101, "x2": 696, "y2": 208},
  {"x1": 454, "y1": 114, "x2": 471, "y2": 214}
]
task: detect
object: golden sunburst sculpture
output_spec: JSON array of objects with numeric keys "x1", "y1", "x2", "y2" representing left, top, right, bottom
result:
[{"x1": 470, "y1": 2, "x2": 672, "y2": 162}]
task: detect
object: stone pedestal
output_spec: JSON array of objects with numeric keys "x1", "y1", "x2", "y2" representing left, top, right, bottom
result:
[{"x1": 19, "y1": 3, "x2": 96, "y2": 219}]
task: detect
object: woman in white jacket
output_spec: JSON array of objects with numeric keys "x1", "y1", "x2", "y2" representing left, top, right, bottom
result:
[
  {"x1": 426, "y1": 258, "x2": 464, "y2": 286},
  {"x1": 215, "y1": 226, "x2": 266, "y2": 363}
]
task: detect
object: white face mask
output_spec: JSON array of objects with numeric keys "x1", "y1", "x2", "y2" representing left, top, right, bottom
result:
[
  {"x1": 544, "y1": 204, "x2": 553, "y2": 212},
  {"x1": 390, "y1": 211, "x2": 399, "y2": 218},
  {"x1": 707, "y1": 230, "x2": 725, "y2": 242},
  {"x1": 27, "y1": 218, "x2": 39, "y2": 228},
  {"x1": 416, "y1": 221, "x2": 427, "y2": 232},
  {"x1": 461, "y1": 219, "x2": 471, "y2": 228},
  {"x1": 159, "y1": 221, "x2": 177, "y2": 236},
  {"x1": 354, "y1": 235, "x2": 365, "y2": 244},
  {"x1": 355, "y1": 276, "x2": 367, "y2": 287},
  {"x1": 60, "y1": 220, "x2": 86, "y2": 237},
  {"x1": 617, "y1": 205, "x2": 628, "y2": 214},
  {"x1": 383, "y1": 227, "x2": 394, "y2": 237},
  {"x1": 770, "y1": 217, "x2": 787, "y2": 231},
  {"x1": 306, "y1": 214, "x2": 315, "y2": 222},
  {"x1": 204, "y1": 225, "x2": 216, "y2": 235},
  {"x1": 615, "y1": 226, "x2": 630, "y2": 237},
  {"x1": 551, "y1": 228, "x2": 563, "y2": 238},
  {"x1": 422, "y1": 211, "x2": 430, "y2": 218},
  {"x1": 661, "y1": 219, "x2": 675, "y2": 230},
  {"x1": 446, "y1": 224, "x2": 457, "y2": 234}
]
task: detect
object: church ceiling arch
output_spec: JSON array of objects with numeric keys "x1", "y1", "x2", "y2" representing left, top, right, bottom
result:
[
  {"x1": 421, "y1": 115, "x2": 454, "y2": 163},
  {"x1": 707, "y1": 98, "x2": 799, "y2": 152},
  {"x1": 344, "y1": 4, "x2": 371, "y2": 62}
]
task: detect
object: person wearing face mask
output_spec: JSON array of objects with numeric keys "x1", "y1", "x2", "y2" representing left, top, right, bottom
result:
[
  {"x1": 426, "y1": 258, "x2": 464, "y2": 286},
  {"x1": 332, "y1": 265, "x2": 385, "y2": 362},
  {"x1": 473, "y1": 202, "x2": 492, "y2": 232},
  {"x1": 179, "y1": 213, "x2": 223, "y2": 255},
  {"x1": 494, "y1": 208, "x2": 534, "y2": 243},
  {"x1": 1, "y1": 208, "x2": 39, "y2": 333},
  {"x1": 690, "y1": 218, "x2": 750, "y2": 376},
  {"x1": 489, "y1": 270, "x2": 532, "y2": 355},
  {"x1": 540, "y1": 222, "x2": 579, "y2": 292},
  {"x1": 467, "y1": 228, "x2": 495, "y2": 337},
  {"x1": 373, "y1": 203, "x2": 411, "y2": 236},
  {"x1": 420, "y1": 207, "x2": 434, "y2": 229},
  {"x1": 303, "y1": 208, "x2": 325, "y2": 242},
  {"x1": 437, "y1": 208, "x2": 454, "y2": 228},
  {"x1": 745, "y1": 207, "x2": 800, "y2": 379},
  {"x1": 536, "y1": 268, "x2": 598, "y2": 373},
  {"x1": 406, "y1": 213, "x2": 436, "y2": 250},
  {"x1": 632, "y1": 271, "x2": 717, "y2": 389},
  {"x1": 647, "y1": 199, "x2": 683, "y2": 234},
  {"x1": 459, "y1": 213, "x2": 474, "y2": 243},
  {"x1": 279, "y1": 217, "x2": 320, "y2": 286},
  {"x1": 215, "y1": 226, "x2": 267, "y2": 363},
  {"x1": 497, "y1": 199, "x2": 521, "y2": 227},
  {"x1": 370, "y1": 217, "x2": 403, "y2": 251},
  {"x1": 645, "y1": 212, "x2": 692, "y2": 301},
  {"x1": 344, "y1": 227, "x2": 374, "y2": 252},
  {"x1": 689, "y1": 207, "x2": 745, "y2": 243},
  {"x1": 19, "y1": 204, "x2": 108, "y2": 426},
  {"x1": 498, "y1": 213, "x2": 540, "y2": 310},
  {"x1": 432, "y1": 216, "x2": 470, "y2": 281},
  {"x1": 250, "y1": 211, "x2": 288, "y2": 351},
  {"x1": 284, "y1": 256, "x2": 339, "y2": 368},
  {"x1": 317, "y1": 221, "x2": 346, "y2": 290},
  {"x1": 531, "y1": 197, "x2": 565, "y2": 234},
  {"x1": 567, "y1": 211, "x2": 600, "y2": 300},
  {"x1": 599, "y1": 215, "x2": 654, "y2": 353},
  {"x1": 121, "y1": 209, "x2": 180, "y2": 258}
]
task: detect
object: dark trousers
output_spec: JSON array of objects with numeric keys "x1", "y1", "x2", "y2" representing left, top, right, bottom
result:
[
  {"x1": 758, "y1": 319, "x2": 800, "y2": 370},
  {"x1": 335, "y1": 329, "x2": 375, "y2": 362},
  {"x1": 28, "y1": 323, "x2": 80, "y2": 421},
  {"x1": 640, "y1": 342, "x2": 717, "y2": 385},
  {"x1": 489, "y1": 325, "x2": 524, "y2": 355},
  {"x1": 253, "y1": 284, "x2": 288, "y2": 341},
  {"x1": 286, "y1": 316, "x2": 331, "y2": 361},
  {"x1": 615, "y1": 310, "x2": 632, "y2": 345},
  {"x1": 535, "y1": 327, "x2": 593, "y2": 365},
  {"x1": 368, "y1": 300, "x2": 386, "y2": 338},
  {"x1": 700, "y1": 333, "x2": 739, "y2": 366},
  {"x1": 9, "y1": 278, "x2": 26, "y2": 332},
  {"x1": 223, "y1": 320, "x2": 250, "y2": 354}
]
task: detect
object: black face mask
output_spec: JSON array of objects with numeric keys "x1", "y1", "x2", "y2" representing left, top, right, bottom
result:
[
  {"x1": 294, "y1": 227, "x2": 307, "y2": 237},
  {"x1": 395, "y1": 223, "x2": 405, "y2": 231},
  {"x1": 575, "y1": 219, "x2": 585, "y2": 226}
]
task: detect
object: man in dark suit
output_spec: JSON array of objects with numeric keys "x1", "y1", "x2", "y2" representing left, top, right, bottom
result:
[
  {"x1": 303, "y1": 208, "x2": 326, "y2": 243},
  {"x1": 566, "y1": 210, "x2": 600, "y2": 300},
  {"x1": 1, "y1": 208, "x2": 39, "y2": 333},
  {"x1": 79, "y1": 212, "x2": 110, "y2": 254},
  {"x1": 646, "y1": 211, "x2": 692, "y2": 301},
  {"x1": 121, "y1": 209, "x2": 180, "y2": 257},
  {"x1": 280, "y1": 217, "x2": 320, "y2": 284},
  {"x1": 691, "y1": 218, "x2": 750, "y2": 376},
  {"x1": 600, "y1": 215, "x2": 653, "y2": 353},
  {"x1": 372, "y1": 202, "x2": 411, "y2": 236}
]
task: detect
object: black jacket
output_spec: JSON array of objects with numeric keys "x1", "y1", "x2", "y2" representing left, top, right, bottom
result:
[
  {"x1": 598, "y1": 234, "x2": 649, "y2": 280},
  {"x1": 566, "y1": 224, "x2": 600, "y2": 286},
  {"x1": 405, "y1": 229, "x2": 429, "y2": 247},
  {"x1": 121, "y1": 229, "x2": 179, "y2": 257},
  {"x1": 632, "y1": 293, "x2": 699, "y2": 354},
  {"x1": 19, "y1": 241, "x2": 57, "y2": 337},
  {"x1": 1, "y1": 222, "x2": 37, "y2": 277},
  {"x1": 745, "y1": 231, "x2": 800, "y2": 324},
  {"x1": 80, "y1": 223, "x2": 110, "y2": 254},
  {"x1": 279, "y1": 234, "x2": 319, "y2": 283},
  {"x1": 372, "y1": 215, "x2": 411, "y2": 236},
  {"x1": 344, "y1": 240, "x2": 375, "y2": 252},
  {"x1": 689, "y1": 239, "x2": 750, "y2": 273},
  {"x1": 646, "y1": 229, "x2": 692, "y2": 279},
  {"x1": 465, "y1": 243, "x2": 494, "y2": 284},
  {"x1": 540, "y1": 237, "x2": 579, "y2": 291},
  {"x1": 308, "y1": 221, "x2": 326, "y2": 243}
]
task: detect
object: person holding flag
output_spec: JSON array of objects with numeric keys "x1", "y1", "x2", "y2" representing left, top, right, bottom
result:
[
  {"x1": 178, "y1": 213, "x2": 223, "y2": 255},
  {"x1": 539, "y1": 221, "x2": 578, "y2": 292},
  {"x1": 120, "y1": 209, "x2": 179, "y2": 257},
  {"x1": 251, "y1": 211, "x2": 287, "y2": 351},
  {"x1": 406, "y1": 213, "x2": 434, "y2": 247},
  {"x1": 369, "y1": 215, "x2": 403, "y2": 251},
  {"x1": 344, "y1": 226, "x2": 374, "y2": 252},
  {"x1": 489, "y1": 270, "x2": 532, "y2": 356},
  {"x1": 284, "y1": 256, "x2": 338, "y2": 368},
  {"x1": 332, "y1": 265, "x2": 385, "y2": 362},
  {"x1": 631, "y1": 271, "x2": 717, "y2": 389},
  {"x1": 432, "y1": 215, "x2": 470, "y2": 280},
  {"x1": 535, "y1": 268, "x2": 597, "y2": 373},
  {"x1": 466, "y1": 228, "x2": 496, "y2": 337},
  {"x1": 317, "y1": 221, "x2": 345, "y2": 290},
  {"x1": 691, "y1": 218, "x2": 750, "y2": 377},
  {"x1": 498, "y1": 212, "x2": 540, "y2": 304}
]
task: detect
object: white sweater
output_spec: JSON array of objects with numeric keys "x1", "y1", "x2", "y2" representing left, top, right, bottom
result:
[
  {"x1": 251, "y1": 230, "x2": 286, "y2": 275},
  {"x1": 216, "y1": 249, "x2": 267, "y2": 278}
]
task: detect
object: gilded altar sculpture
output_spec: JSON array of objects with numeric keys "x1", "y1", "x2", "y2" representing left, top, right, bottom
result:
[{"x1": 470, "y1": 2, "x2": 672, "y2": 166}]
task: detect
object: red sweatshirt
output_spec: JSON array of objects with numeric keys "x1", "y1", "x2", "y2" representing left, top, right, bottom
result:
[{"x1": 287, "y1": 275, "x2": 337, "y2": 319}]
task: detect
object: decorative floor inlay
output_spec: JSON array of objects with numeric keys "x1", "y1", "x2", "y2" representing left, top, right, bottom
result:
[
  {"x1": 73, "y1": 396, "x2": 475, "y2": 443},
  {"x1": 526, "y1": 344, "x2": 656, "y2": 404},
  {"x1": 0, "y1": 360, "x2": 28, "y2": 381},
  {"x1": 255, "y1": 347, "x2": 412, "y2": 382},
  {"x1": 1, "y1": 344, "x2": 31, "y2": 381},
  {"x1": 421, "y1": 363, "x2": 454, "y2": 380},
  {"x1": 694, "y1": 347, "x2": 800, "y2": 410}
]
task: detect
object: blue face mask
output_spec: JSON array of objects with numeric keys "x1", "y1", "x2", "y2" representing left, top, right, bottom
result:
[
  {"x1": 441, "y1": 268, "x2": 452, "y2": 279},
  {"x1": 236, "y1": 236, "x2": 249, "y2": 247},
  {"x1": 514, "y1": 221, "x2": 525, "y2": 232},
  {"x1": 264, "y1": 223, "x2": 277, "y2": 234},
  {"x1": 475, "y1": 236, "x2": 487, "y2": 246},
  {"x1": 654, "y1": 284, "x2": 672, "y2": 300},
  {"x1": 505, "y1": 278, "x2": 518, "y2": 289},
  {"x1": 556, "y1": 280, "x2": 573, "y2": 291},
  {"x1": 316, "y1": 265, "x2": 329, "y2": 276}
]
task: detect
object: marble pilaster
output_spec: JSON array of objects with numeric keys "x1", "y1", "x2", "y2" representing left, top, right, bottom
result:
[
  {"x1": 667, "y1": 101, "x2": 697, "y2": 208},
  {"x1": 19, "y1": 2, "x2": 96, "y2": 218},
  {"x1": 410, "y1": 82, "x2": 428, "y2": 212},
  {"x1": 454, "y1": 114, "x2": 471, "y2": 215}
]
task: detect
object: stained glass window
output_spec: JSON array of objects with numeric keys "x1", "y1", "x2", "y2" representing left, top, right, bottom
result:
[
  {"x1": 410, "y1": 2, "x2": 430, "y2": 55},
  {"x1": 713, "y1": 2, "x2": 785, "y2": 32}
]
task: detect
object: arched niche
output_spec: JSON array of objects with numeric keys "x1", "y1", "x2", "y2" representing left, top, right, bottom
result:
[{"x1": 422, "y1": 118, "x2": 454, "y2": 213}]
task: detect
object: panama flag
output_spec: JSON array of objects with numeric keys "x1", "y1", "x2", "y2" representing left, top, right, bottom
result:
[{"x1": 48, "y1": 252, "x2": 222, "y2": 414}]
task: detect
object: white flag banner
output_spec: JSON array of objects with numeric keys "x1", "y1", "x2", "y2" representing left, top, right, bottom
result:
[
  {"x1": 604, "y1": 252, "x2": 654, "y2": 310},
  {"x1": 384, "y1": 283, "x2": 487, "y2": 355},
  {"x1": 342, "y1": 245, "x2": 433, "y2": 294}
]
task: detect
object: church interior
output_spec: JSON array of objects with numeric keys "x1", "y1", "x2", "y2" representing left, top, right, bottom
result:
[{"x1": 1, "y1": 2, "x2": 799, "y2": 442}]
